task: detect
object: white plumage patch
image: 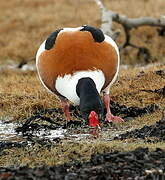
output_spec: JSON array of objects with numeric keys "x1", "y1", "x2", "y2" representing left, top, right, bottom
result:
[
  {"x1": 59, "y1": 26, "x2": 83, "y2": 34},
  {"x1": 103, "y1": 34, "x2": 120, "y2": 93},
  {"x1": 55, "y1": 70, "x2": 105, "y2": 105},
  {"x1": 36, "y1": 40, "x2": 46, "y2": 65},
  {"x1": 36, "y1": 40, "x2": 54, "y2": 94}
]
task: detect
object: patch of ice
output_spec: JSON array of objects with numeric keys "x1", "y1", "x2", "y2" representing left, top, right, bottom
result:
[
  {"x1": 69, "y1": 133, "x2": 91, "y2": 140},
  {"x1": 0, "y1": 120, "x2": 18, "y2": 140},
  {"x1": 36, "y1": 128, "x2": 67, "y2": 140}
]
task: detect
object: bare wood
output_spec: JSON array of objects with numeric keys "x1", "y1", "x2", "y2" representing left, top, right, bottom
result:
[
  {"x1": 94, "y1": 0, "x2": 165, "y2": 60},
  {"x1": 112, "y1": 14, "x2": 165, "y2": 29},
  {"x1": 94, "y1": 0, "x2": 165, "y2": 36},
  {"x1": 94, "y1": 0, "x2": 113, "y2": 37}
]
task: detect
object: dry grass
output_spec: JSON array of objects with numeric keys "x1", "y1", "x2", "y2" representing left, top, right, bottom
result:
[
  {"x1": 0, "y1": 63, "x2": 164, "y2": 122},
  {"x1": 0, "y1": 0, "x2": 165, "y2": 64},
  {"x1": 112, "y1": 65, "x2": 165, "y2": 107},
  {"x1": 0, "y1": 69, "x2": 61, "y2": 121},
  {"x1": 0, "y1": 63, "x2": 165, "y2": 167},
  {"x1": 103, "y1": 0, "x2": 164, "y2": 17},
  {"x1": 1, "y1": 139, "x2": 165, "y2": 168},
  {"x1": 0, "y1": 0, "x2": 99, "y2": 61}
]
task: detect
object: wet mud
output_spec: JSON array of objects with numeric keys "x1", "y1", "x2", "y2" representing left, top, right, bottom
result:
[
  {"x1": 11, "y1": 101, "x2": 158, "y2": 145},
  {"x1": 0, "y1": 101, "x2": 159, "y2": 149},
  {"x1": 16, "y1": 101, "x2": 159, "y2": 135},
  {"x1": 109, "y1": 101, "x2": 159, "y2": 120},
  {"x1": 0, "y1": 142, "x2": 28, "y2": 153},
  {"x1": 0, "y1": 147, "x2": 165, "y2": 179},
  {"x1": 114, "y1": 110, "x2": 165, "y2": 142}
]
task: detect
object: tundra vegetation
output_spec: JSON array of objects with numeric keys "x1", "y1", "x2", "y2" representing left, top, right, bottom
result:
[{"x1": 0, "y1": 0, "x2": 165, "y2": 178}]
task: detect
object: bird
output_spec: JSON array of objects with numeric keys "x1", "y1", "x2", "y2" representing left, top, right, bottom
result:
[{"x1": 36, "y1": 25, "x2": 124, "y2": 127}]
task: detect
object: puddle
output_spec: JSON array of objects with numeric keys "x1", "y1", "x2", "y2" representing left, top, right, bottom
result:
[
  {"x1": 0, "y1": 119, "x2": 67, "y2": 142},
  {"x1": 21, "y1": 127, "x2": 93, "y2": 142},
  {"x1": 35, "y1": 128, "x2": 67, "y2": 140},
  {"x1": 0, "y1": 119, "x2": 92, "y2": 143},
  {"x1": 0, "y1": 116, "x2": 142, "y2": 143},
  {"x1": 69, "y1": 133, "x2": 91, "y2": 140}
]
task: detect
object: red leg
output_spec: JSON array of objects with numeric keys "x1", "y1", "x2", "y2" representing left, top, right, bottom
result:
[
  {"x1": 60, "y1": 98, "x2": 71, "y2": 121},
  {"x1": 103, "y1": 93, "x2": 124, "y2": 123}
]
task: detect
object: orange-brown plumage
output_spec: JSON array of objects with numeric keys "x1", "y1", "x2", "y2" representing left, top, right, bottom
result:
[
  {"x1": 36, "y1": 26, "x2": 124, "y2": 126},
  {"x1": 37, "y1": 30, "x2": 118, "y2": 93}
]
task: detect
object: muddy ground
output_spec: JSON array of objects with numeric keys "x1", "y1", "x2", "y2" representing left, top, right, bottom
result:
[
  {"x1": 0, "y1": 147, "x2": 165, "y2": 180},
  {"x1": 0, "y1": 101, "x2": 165, "y2": 179}
]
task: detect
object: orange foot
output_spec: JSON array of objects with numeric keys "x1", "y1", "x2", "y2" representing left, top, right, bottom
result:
[{"x1": 105, "y1": 113, "x2": 124, "y2": 123}]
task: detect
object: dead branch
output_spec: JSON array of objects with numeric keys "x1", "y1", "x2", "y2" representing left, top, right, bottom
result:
[
  {"x1": 94, "y1": 0, "x2": 165, "y2": 53},
  {"x1": 112, "y1": 14, "x2": 165, "y2": 29},
  {"x1": 119, "y1": 25, "x2": 151, "y2": 63},
  {"x1": 94, "y1": 0, "x2": 165, "y2": 35}
]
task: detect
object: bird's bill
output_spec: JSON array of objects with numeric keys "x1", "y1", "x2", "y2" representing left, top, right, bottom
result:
[{"x1": 88, "y1": 111, "x2": 100, "y2": 127}]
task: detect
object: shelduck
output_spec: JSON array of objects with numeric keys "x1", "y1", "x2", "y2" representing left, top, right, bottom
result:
[{"x1": 36, "y1": 25, "x2": 124, "y2": 127}]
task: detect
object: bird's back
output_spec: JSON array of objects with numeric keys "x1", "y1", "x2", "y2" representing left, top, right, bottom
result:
[{"x1": 36, "y1": 26, "x2": 119, "y2": 100}]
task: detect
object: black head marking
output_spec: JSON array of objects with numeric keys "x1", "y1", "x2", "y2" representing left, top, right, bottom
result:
[
  {"x1": 76, "y1": 77, "x2": 104, "y2": 120},
  {"x1": 80, "y1": 25, "x2": 105, "y2": 43},
  {"x1": 45, "y1": 29, "x2": 63, "y2": 50}
]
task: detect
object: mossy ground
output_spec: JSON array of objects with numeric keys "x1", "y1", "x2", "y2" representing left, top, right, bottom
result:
[
  {"x1": 0, "y1": 63, "x2": 165, "y2": 168},
  {"x1": 0, "y1": 0, "x2": 165, "y2": 169}
]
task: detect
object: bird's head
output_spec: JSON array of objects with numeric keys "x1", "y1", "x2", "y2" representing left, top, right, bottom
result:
[
  {"x1": 80, "y1": 98, "x2": 104, "y2": 128},
  {"x1": 88, "y1": 111, "x2": 100, "y2": 127},
  {"x1": 76, "y1": 77, "x2": 104, "y2": 127}
]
